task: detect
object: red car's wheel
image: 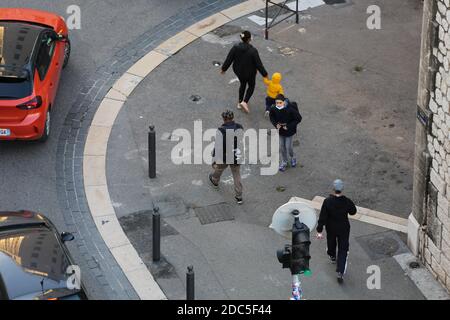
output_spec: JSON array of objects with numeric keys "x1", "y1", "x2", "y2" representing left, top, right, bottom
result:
[
  {"x1": 63, "y1": 38, "x2": 71, "y2": 69},
  {"x1": 38, "y1": 109, "x2": 51, "y2": 142}
]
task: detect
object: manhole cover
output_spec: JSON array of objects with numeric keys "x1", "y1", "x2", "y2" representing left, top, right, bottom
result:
[
  {"x1": 367, "y1": 237, "x2": 399, "y2": 256},
  {"x1": 195, "y1": 203, "x2": 235, "y2": 225},
  {"x1": 355, "y1": 230, "x2": 409, "y2": 261}
]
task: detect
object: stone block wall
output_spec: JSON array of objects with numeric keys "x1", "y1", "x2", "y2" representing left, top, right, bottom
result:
[{"x1": 415, "y1": 0, "x2": 450, "y2": 293}]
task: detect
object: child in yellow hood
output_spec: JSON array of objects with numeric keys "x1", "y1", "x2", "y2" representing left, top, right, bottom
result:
[{"x1": 263, "y1": 72, "x2": 284, "y2": 117}]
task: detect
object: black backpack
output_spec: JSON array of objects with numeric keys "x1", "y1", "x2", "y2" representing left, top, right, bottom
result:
[{"x1": 287, "y1": 100, "x2": 302, "y2": 123}]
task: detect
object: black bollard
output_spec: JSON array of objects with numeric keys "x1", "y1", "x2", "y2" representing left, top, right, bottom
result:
[
  {"x1": 148, "y1": 125, "x2": 156, "y2": 179},
  {"x1": 152, "y1": 207, "x2": 160, "y2": 262},
  {"x1": 265, "y1": 0, "x2": 269, "y2": 40},
  {"x1": 186, "y1": 266, "x2": 195, "y2": 300}
]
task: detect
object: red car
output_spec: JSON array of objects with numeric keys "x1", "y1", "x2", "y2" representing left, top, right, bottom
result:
[{"x1": 0, "y1": 8, "x2": 70, "y2": 142}]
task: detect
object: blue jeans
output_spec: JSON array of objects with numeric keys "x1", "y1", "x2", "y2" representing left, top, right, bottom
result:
[{"x1": 279, "y1": 135, "x2": 294, "y2": 164}]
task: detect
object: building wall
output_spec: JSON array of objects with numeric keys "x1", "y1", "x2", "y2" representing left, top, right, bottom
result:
[{"x1": 411, "y1": 0, "x2": 450, "y2": 293}]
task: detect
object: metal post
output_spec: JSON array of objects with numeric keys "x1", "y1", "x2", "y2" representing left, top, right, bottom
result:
[
  {"x1": 186, "y1": 266, "x2": 195, "y2": 300},
  {"x1": 152, "y1": 207, "x2": 160, "y2": 262},
  {"x1": 296, "y1": 0, "x2": 299, "y2": 24},
  {"x1": 148, "y1": 125, "x2": 156, "y2": 179},
  {"x1": 265, "y1": 0, "x2": 269, "y2": 40}
]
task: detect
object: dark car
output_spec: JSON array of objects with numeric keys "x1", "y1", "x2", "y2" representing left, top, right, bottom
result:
[{"x1": 0, "y1": 211, "x2": 87, "y2": 300}]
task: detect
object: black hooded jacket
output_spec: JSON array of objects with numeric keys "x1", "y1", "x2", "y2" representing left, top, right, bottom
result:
[
  {"x1": 316, "y1": 195, "x2": 357, "y2": 234},
  {"x1": 212, "y1": 121, "x2": 244, "y2": 165},
  {"x1": 269, "y1": 103, "x2": 302, "y2": 137},
  {"x1": 222, "y1": 42, "x2": 268, "y2": 79}
]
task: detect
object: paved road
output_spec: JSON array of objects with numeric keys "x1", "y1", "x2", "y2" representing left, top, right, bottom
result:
[
  {"x1": 0, "y1": 0, "x2": 207, "y2": 299},
  {"x1": 107, "y1": 0, "x2": 427, "y2": 299}
]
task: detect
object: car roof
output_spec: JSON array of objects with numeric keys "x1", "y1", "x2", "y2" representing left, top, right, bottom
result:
[
  {"x1": 0, "y1": 21, "x2": 47, "y2": 74},
  {"x1": 0, "y1": 212, "x2": 77, "y2": 300},
  {"x1": 0, "y1": 8, "x2": 63, "y2": 30}
]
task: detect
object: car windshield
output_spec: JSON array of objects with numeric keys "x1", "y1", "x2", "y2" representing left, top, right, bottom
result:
[{"x1": 0, "y1": 227, "x2": 77, "y2": 300}]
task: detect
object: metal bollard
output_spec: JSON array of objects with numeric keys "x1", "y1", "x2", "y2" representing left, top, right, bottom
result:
[
  {"x1": 148, "y1": 125, "x2": 156, "y2": 179},
  {"x1": 152, "y1": 207, "x2": 160, "y2": 262},
  {"x1": 186, "y1": 265, "x2": 195, "y2": 300},
  {"x1": 265, "y1": 0, "x2": 269, "y2": 40}
]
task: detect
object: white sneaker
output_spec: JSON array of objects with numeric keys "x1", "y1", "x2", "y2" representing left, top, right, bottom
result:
[
  {"x1": 240, "y1": 102, "x2": 249, "y2": 113},
  {"x1": 237, "y1": 103, "x2": 242, "y2": 110},
  {"x1": 265, "y1": 110, "x2": 269, "y2": 117}
]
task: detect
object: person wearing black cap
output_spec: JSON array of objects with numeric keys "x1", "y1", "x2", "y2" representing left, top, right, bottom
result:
[
  {"x1": 209, "y1": 110, "x2": 244, "y2": 204},
  {"x1": 316, "y1": 179, "x2": 357, "y2": 283},
  {"x1": 221, "y1": 30, "x2": 268, "y2": 113}
]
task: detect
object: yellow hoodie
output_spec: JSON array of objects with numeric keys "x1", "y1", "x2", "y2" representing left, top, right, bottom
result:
[{"x1": 263, "y1": 73, "x2": 284, "y2": 99}]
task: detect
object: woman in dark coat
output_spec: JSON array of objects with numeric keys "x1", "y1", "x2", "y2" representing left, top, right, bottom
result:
[{"x1": 221, "y1": 31, "x2": 268, "y2": 113}]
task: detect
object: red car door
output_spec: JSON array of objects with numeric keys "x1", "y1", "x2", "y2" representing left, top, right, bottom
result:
[
  {"x1": 34, "y1": 32, "x2": 60, "y2": 109},
  {"x1": 47, "y1": 30, "x2": 65, "y2": 103}
]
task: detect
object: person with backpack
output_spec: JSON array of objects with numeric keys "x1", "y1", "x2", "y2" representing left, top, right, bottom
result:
[
  {"x1": 209, "y1": 110, "x2": 244, "y2": 204},
  {"x1": 316, "y1": 179, "x2": 357, "y2": 284},
  {"x1": 269, "y1": 94, "x2": 302, "y2": 172},
  {"x1": 221, "y1": 30, "x2": 268, "y2": 113}
]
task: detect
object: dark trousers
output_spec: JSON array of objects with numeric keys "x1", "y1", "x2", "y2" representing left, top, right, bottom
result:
[
  {"x1": 265, "y1": 96, "x2": 275, "y2": 111},
  {"x1": 326, "y1": 229, "x2": 350, "y2": 274},
  {"x1": 238, "y1": 75, "x2": 256, "y2": 103}
]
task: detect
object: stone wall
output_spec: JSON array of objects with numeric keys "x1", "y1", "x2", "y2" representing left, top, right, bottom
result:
[{"x1": 412, "y1": 0, "x2": 450, "y2": 293}]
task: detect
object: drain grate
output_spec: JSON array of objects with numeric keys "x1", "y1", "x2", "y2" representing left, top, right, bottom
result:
[{"x1": 195, "y1": 203, "x2": 235, "y2": 225}]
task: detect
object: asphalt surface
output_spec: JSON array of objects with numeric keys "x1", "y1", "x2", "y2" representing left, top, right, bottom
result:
[
  {"x1": 107, "y1": 0, "x2": 428, "y2": 299},
  {"x1": 0, "y1": 0, "x2": 207, "y2": 299}
]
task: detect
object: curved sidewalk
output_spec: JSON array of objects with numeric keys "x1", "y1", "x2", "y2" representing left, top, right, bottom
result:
[
  {"x1": 83, "y1": 0, "x2": 286, "y2": 300},
  {"x1": 83, "y1": 0, "x2": 419, "y2": 299}
]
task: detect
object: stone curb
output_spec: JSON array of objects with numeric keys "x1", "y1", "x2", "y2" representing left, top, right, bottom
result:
[
  {"x1": 83, "y1": 0, "x2": 413, "y2": 299},
  {"x1": 83, "y1": 0, "x2": 282, "y2": 301}
]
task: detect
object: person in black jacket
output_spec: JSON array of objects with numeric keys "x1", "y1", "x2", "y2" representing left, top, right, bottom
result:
[
  {"x1": 221, "y1": 30, "x2": 268, "y2": 113},
  {"x1": 269, "y1": 94, "x2": 302, "y2": 172},
  {"x1": 316, "y1": 179, "x2": 357, "y2": 283},
  {"x1": 209, "y1": 110, "x2": 244, "y2": 204}
]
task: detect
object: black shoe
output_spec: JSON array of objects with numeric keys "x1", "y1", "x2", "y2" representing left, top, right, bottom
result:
[
  {"x1": 208, "y1": 174, "x2": 218, "y2": 188},
  {"x1": 235, "y1": 197, "x2": 243, "y2": 205},
  {"x1": 329, "y1": 256, "x2": 336, "y2": 264},
  {"x1": 337, "y1": 272, "x2": 344, "y2": 284}
]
